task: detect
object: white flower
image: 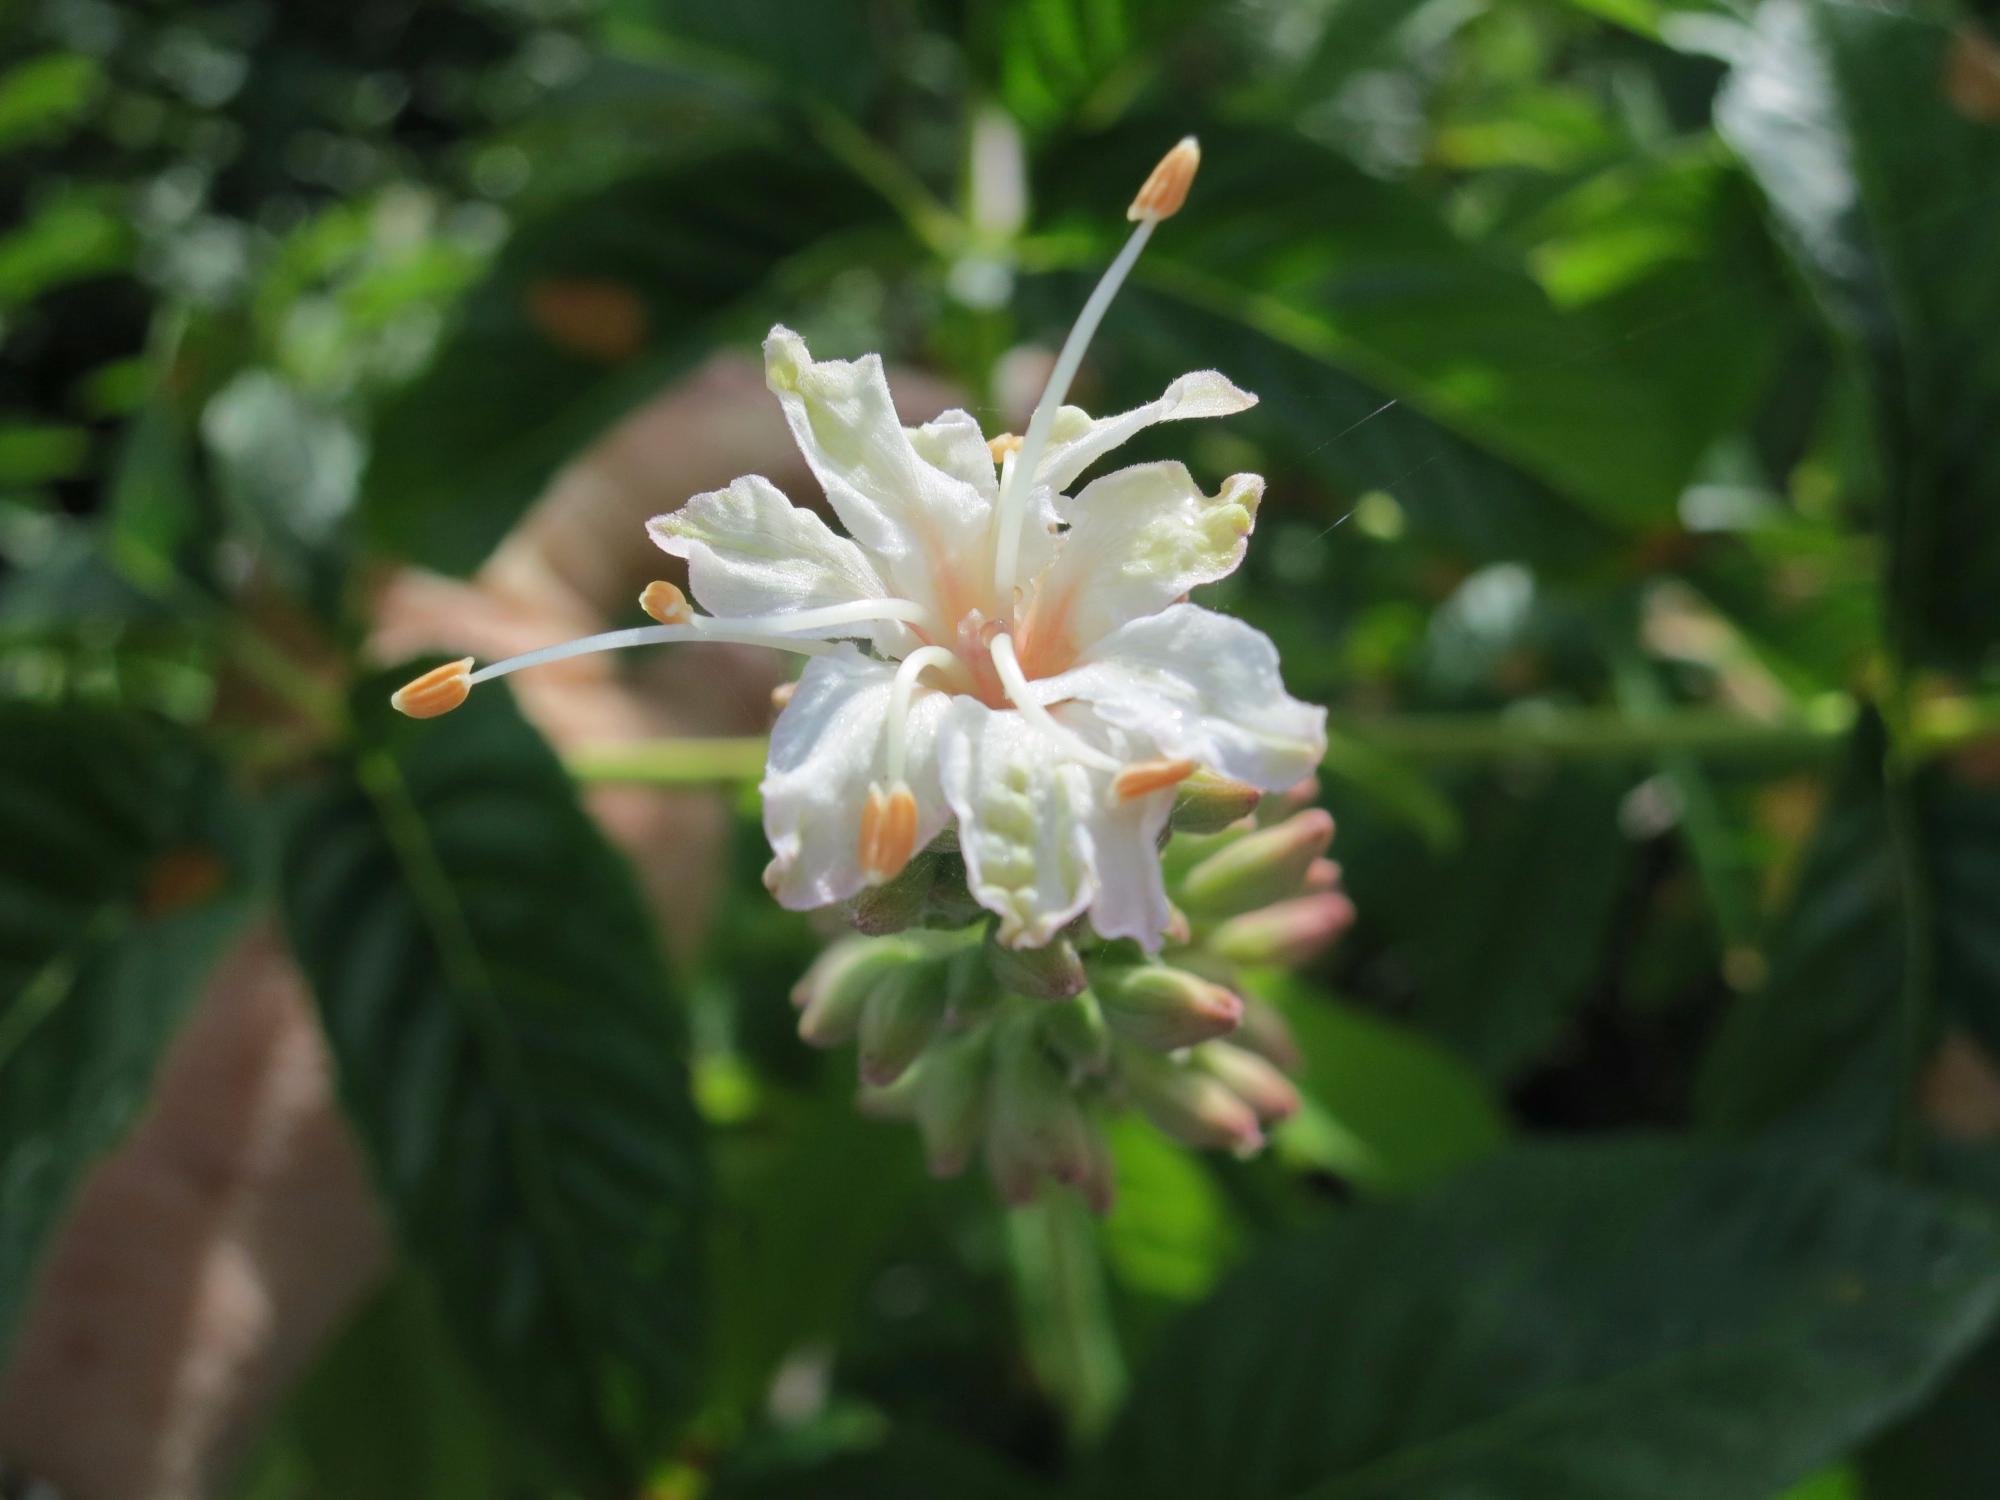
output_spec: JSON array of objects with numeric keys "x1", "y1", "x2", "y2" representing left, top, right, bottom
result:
[{"x1": 393, "y1": 138, "x2": 1326, "y2": 952}]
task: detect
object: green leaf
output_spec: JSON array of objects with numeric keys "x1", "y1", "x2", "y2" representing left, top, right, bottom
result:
[
  {"x1": 712, "y1": 1423, "x2": 1043, "y2": 1500},
  {"x1": 1045, "y1": 124, "x2": 1705, "y2": 550},
  {"x1": 1695, "y1": 725, "x2": 2000, "y2": 1163},
  {"x1": 1718, "y1": 1, "x2": 2000, "y2": 667},
  {"x1": 0, "y1": 705, "x2": 249, "y2": 1361},
  {"x1": 1253, "y1": 976, "x2": 1508, "y2": 1192},
  {"x1": 1093, "y1": 1139, "x2": 2000, "y2": 1500},
  {"x1": 978, "y1": 0, "x2": 1207, "y2": 131},
  {"x1": 0, "y1": 53, "x2": 102, "y2": 153},
  {"x1": 605, "y1": 0, "x2": 885, "y2": 113},
  {"x1": 362, "y1": 142, "x2": 889, "y2": 576},
  {"x1": 1343, "y1": 768, "x2": 1632, "y2": 1077},
  {"x1": 280, "y1": 676, "x2": 706, "y2": 1489},
  {"x1": 230, "y1": 1274, "x2": 532, "y2": 1500}
]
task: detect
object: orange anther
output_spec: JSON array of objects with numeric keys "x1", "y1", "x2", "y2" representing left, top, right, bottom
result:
[
  {"x1": 1127, "y1": 136, "x2": 1200, "y2": 223},
  {"x1": 858, "y1": 781, "x2": 921, "y2": 885},
  {"x1": 1112, "y1": 757, "x2": 1198, "y2": 802},
  {"x1": 390, "y1": 658, "x2": 474, "y2": 719},
  {"x1": 640, "y1": 580, "x2": 692, "y2": 625},
  {"x1": 988, "y1": 432, "x2": 1024, "y2": 464}
]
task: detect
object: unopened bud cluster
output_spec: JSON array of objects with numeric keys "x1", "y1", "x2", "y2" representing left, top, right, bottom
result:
[{"x1": 791, "y1": 775, "x2": 1353, "y2": 1210}]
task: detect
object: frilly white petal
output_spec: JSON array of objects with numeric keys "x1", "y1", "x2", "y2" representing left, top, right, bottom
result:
[
  {"x1": 1034, "y1": 604, "x2": 1327, "y2": 792},
  {"x1": 937, "y1": 700, "x2": 1096, "y2": 949},
  {"x1": 647, "y1": 475, "x2": 895, "y2": 645},
  {"x1": 764, "y1": 326, "x2": 991, "y2": 572},
  {"x1": 1026, "y1": 462, "x2": 1261, "y2": 653},
  {"x1": 762, "y1": 648, "x2": 951, "y2": 909},
  {"x1": 907, "y1": 408, "x2": 1000, "y2": 505},
  {"x1": 1034, "y1": 370, "x2": 1256, "y2": 495}
]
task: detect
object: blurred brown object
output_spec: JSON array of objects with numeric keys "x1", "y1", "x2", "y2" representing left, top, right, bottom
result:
[
  {"x1": 1946, "y1": 25, "x2": 2000, "y2": 123},
  {"x1": 0, "y1": 929, "x2": 388, "y2": 1499},
  {"x1": 1921, "y1": 1030, "x2": 2000, "y2": 1142}
]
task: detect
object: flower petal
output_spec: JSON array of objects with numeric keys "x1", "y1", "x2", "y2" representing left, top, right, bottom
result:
[
  {"x1": 762, "y1": 648, "x2": 952, "y2": 909},
  {"x1": 1034, "y1": 370, "x2": 1256, "y2": 495},
  {"x1": 938, "y1": 700, "x2": 1096, "y2": 949},
  {"x1": 907, "y1": 408, "x2": 1000, "y2": 505},
  {"x1": 764, "y1": 326, "x2": 990, "y2": 566},
  {"x1": 1035, "y1": 604, "x2": 1327, "y2": 791},
  {"x1": 648, "y1": 474, "x2": 889, "y2": 621},
  {"x1": 1023, "y1": 462, "x2": 1262, "y2": 658},
  {"x1": 938, "y1": 701, "x2": 1179, "y2": 952}
]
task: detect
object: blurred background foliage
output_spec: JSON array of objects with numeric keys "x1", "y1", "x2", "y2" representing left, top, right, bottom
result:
[{"x1": 4, "y1": 0, "x2": 2000, "y2": 1495}]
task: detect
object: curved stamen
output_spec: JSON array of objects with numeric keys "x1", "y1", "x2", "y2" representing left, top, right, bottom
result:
[
  {"x1": 990, "y1": 137, "x2": 1200, "y2": 607},
  {"x1": 988, "y1": 632, "x2": 1122, "y2": 774},
  {"x1": 991, "y1": 218, "x2": 1155, "y2": 605},
  {"x1": 456, "y1": 625, "x2": 832, "y2": 692},
  {"x1": 708, "y1": 596, "x2": 937, "y2": 638},
  {"x1": 884, "y1": 645, "x2": 963, "y2": 783}
]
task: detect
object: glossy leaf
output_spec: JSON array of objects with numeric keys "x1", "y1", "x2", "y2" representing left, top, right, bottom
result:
[
  {"x1": 280, "y1": 677, "x2": 705, "y2": 1489},
  {"x1": 1094, "y1": 1140, "x2": 2000, "y2": 1500}
]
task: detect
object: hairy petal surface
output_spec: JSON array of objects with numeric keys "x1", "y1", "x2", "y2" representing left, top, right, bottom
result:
[
  {"x1": 1026, "y1": 464, "x2": 1262, "y2": 659},
  {"x1": 1036, "y1": 604, "x2": 1327, "y2": 791},
  {"x1": 762, "y1": 649, "x2": 951, "y2": 909},
  {"x1": 1034, "y1": 371, "x2": 1257, "y2": 495},
  {"x1": 647, "y1": 473, "x2": 889, "y2": 626},
  {"x1": 907, "y1": 408, "x2": 1000, "y2": 505}
]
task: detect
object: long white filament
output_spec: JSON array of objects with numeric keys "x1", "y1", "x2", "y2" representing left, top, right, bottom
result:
[
  {"x1": 991, "y1": 216, "x2": 1158, "y2": 604},
  {"x1": 462, "y1": 597, "x2": 932, "y2": 687},
  {"x1": 466, "y1": 625, "x2": 836, "y2": 685},
  {"x1": 884, "y1": 645, "x2": 960, "y2": 782},
  {"x1": 988, "y1": 632, "x2": 1122, "y2": 773}
]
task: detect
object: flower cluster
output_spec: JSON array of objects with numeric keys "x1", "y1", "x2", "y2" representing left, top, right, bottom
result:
[
  {"x1": 805, "y1": 783, "x2": 1353, "y2": 1209},
  {"x1": 391, "y1": 138, "x2": 1338, "y2": 1204}
]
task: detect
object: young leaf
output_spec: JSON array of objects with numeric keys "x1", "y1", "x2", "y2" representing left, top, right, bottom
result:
[
  {"x1": 280, "y1": 677, "x2": 706, "y2": 1490},
  {"x1": 1093, "y1": 1139, "x2": 2000, "y2": 1500}
]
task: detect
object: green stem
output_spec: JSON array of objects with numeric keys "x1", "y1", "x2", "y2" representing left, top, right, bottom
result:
[{"x1": 1005, "y1": 1187, "x2": 1126, "y2": 1443}]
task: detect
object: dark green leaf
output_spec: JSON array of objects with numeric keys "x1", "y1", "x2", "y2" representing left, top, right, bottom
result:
[
  {"x1": 1094, "y1": 1139, "x2": 2000, "y2": 1500},
  {"x1": 362, "y1": 142, "x2": 889, "y2": 575},
  {"x1": 713, "y1": 1423, "x2": 1043, "y2": 1500},
  {"x1": 605, "y1": 0, "x2": 885, "y2": 113},
  {"x1": 1254, "y1": 976, "x2": 1508, "y2": 1192},
  {"x1": 280, "y1": 676, "x2": 706, "y2": 1489},
  {"x1": 0, "y1": 705, "x2": 249, "y2": 1361},
  {"x1": 230, "y1": 1274, "x2": 536, "y2": 1500},
  {"x1": 1696, "y1": 726, "x2": 2000, "y2": 1163},
  {"x1": 1343, "y1": 768, "x2": 1632, "y2": 1077},
  {"x1": 977, "y1": 0, "x2": 1207, "y2": 131},
  {"x1": 1718, "y1": 1, "x2": 2000, "y2": 667}
]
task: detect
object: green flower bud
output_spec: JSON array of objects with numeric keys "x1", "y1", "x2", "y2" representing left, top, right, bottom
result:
[
  {"x1": 795, "y1": 938, "x2": 915, "y2": 1047},
  {"x1": 1091, "y1": 963, "x2": 1244, "y2": 1051},
  {"x1": 1039, "y1": 993, "x2": 1112, "y2": 1078},
  {"x1": 1120, "y1": 1050, "x2": 1264, "y2": 1155},
  {"x1": 913, "y1": 1029, "x2": 990, "y2": 1179},
  {"x1": 987, "y1": 1017, "x2": 1096, "y2": 1203},
  {"x1": 1179, "y1": 809, "x2": 1335, "y2": 918},
  {"x1": 1193, "y1": 1040, "x2": 1301, "y2": 1122},
  {"x1": 859, "y1": 973, "x2": 945, "y2": 1087},
  {"x1": 987, "y1": 930, "x2": 1087, "y2": 999},
  {"x1": 846, "y1": 849, "x2": 983, "y2": 935},
  {"x1": 1206, "y1": 892, "x2": 1355, "y2": 968},
  {"x1": 1169, "y1": 769, "x2": 1264, "y2": 834}
]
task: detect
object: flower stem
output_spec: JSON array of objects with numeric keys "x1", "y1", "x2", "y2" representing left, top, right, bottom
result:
[{"x1": 1005, "y1": 1187, "x2": 1126, "y2": 1443}]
